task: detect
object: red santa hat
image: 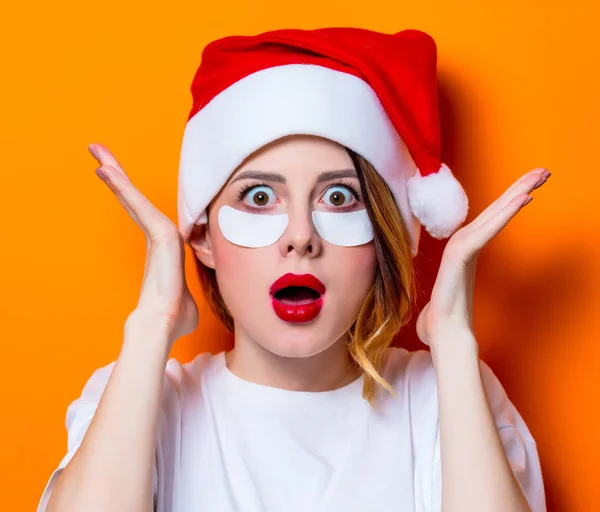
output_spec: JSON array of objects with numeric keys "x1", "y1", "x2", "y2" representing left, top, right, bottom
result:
[{"x1": 177, "y1": 27, "x2": 469, "y2": 257}]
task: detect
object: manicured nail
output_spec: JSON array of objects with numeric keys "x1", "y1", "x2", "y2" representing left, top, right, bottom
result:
[
  {"x1": 96, "y1": 166, "x2": 108, "y2": 181},
  {"x1": 533, "y1": 176, "x2": 548, "y2": 190},
  {"x1": 88, "y1": 144, "x2": 100, "y2": 160},
  {"x1": 523, "y1": 196, "x2": 534, "y2": 206}
]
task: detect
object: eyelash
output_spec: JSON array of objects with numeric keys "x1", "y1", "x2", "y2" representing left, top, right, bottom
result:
[{"x1": 236, "y1": 179, "x2": 362, "y2": 206}]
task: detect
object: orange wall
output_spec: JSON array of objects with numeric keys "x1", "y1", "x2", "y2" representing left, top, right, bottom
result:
[{"x1": 2, "y1": 1, "x2": 598, "y2": 510}]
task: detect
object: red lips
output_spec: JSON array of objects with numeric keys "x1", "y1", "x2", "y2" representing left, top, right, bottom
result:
[
  {"x1": 270, "y1": 273, "x2": 326, "y2": 296},
  {"x1": 270, "y1": 273, "x2": 326, "y2": 323}
]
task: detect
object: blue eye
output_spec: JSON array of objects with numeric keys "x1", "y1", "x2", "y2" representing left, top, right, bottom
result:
[
  {"x1": 323, "y1": 185, "x2": 354, "y2": 207},
  {"x1": 241, "y1": 185, "x2": 276, "y2": 208}
]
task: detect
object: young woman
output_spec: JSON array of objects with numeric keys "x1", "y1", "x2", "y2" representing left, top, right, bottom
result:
[{"x1": 38, "y1": 28, "x2": 548, "y2": 512}]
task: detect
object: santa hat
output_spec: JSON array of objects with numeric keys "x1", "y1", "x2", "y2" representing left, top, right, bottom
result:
[{"x1": 177, "y1": 27, "x2": 469, "y2": 257}]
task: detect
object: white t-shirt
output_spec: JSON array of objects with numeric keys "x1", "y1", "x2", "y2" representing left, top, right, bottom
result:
[{"x1": 37, "y1": 347, "x2": 546, "y2": 512}]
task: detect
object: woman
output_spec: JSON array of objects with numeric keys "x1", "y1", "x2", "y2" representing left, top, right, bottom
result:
[{"x1": 38, "y1": 28, "x2": 548, "y2": 512}]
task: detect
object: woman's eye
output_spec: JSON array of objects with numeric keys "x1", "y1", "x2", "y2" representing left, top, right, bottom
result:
[
  {"x1": 243, "y1": 185, "x2": 276, "y2": 207},
  {"x1": 323, "y1": 186, "x2": 354, "y2": 207}
]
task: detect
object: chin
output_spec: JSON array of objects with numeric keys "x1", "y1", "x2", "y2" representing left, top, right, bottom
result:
[
  {"x1": 254, "y1": 314, "x2": 345, "y2": 359},
  {"x1": 227, "y1": 291, "x2": 357, "y2": 359},
  {"x1": 262, "y1": 334, "x2": 331, "y2": 359}
]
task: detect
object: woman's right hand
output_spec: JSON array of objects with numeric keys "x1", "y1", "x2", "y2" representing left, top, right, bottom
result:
[{"x1": 88, "y1": 143, "x2": 199, "y2": 346}]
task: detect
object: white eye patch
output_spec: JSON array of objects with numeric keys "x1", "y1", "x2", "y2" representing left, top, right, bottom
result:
[
  {"x1": 218, "y1": 205, "x2": 288, "y2": 248},
  {"x1": 312, "y1": 209, "x2": 374, "y2": 246},
  {"x1": 217, "y1": 205, "x2": 374, "y2": 248}
]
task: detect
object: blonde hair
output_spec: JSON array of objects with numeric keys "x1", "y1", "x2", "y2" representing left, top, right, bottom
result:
[{"x1": 192, "y1": 147, "x2": 418, "y2": 406}]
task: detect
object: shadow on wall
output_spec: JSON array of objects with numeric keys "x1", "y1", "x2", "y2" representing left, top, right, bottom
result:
[{"x1": 395, "y1": 71, "x2": 589, "y2": 512}]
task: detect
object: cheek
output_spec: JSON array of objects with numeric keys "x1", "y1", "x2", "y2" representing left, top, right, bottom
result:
[
  {"x1": 330, "y1": 245, "x2": 377, "y2": 300},
  {"x1": 211, "y1": 235, "x2": 272, "y2": 302},
  {"x1": 343, "y1": 244, "x2": 377, "y2": 275}
]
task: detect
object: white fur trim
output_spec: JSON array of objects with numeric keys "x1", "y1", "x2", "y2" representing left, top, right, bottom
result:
[
  {"x1": 177, "y1": 64, "x2": 423, "y2": 256},
  {"x1": 406, "y1": 163, "x2": 469, "y2": 239}
]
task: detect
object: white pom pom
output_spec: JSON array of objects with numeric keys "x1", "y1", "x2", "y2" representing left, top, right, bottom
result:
[{"x1": 406, "y1": 163, "x2": 469, "y2": 239}]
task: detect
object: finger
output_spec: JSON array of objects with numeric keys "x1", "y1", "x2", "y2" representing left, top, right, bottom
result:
[
  {"x1": 89, "y1": 143, "x2": 129, "y2": 179},
  {"x1": 468, "y1": 167, "x2": 549, "y2": 230},
  {"x1": 90, "y1": 144, "x2": 174, "y2": 239},
  {"x1": 95, "y1": 166, "x2": 143, "y2": 225},
  {"x1": 96, "y1": 164, "x2": 173, "y2": 241},
  {"x1": 470, "y1": 168, "x2": 547, "y2": 228},
  {"x1": 469, "y1": 193, "x2": 531, "y2": 252}
]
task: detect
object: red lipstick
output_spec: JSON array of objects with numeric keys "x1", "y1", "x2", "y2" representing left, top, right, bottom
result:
[{"x1": 270, "y1": 273, "x2": 326, "y2": 323}]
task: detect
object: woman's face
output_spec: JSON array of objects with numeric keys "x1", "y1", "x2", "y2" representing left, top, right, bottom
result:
[{"x1": 192, "y1": 134, "x2": 377, "y2": 358}]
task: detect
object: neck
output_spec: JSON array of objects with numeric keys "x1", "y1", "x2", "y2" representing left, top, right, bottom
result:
[{"x1": 225, "y1": 330, "x2": 362, "y2": 392}]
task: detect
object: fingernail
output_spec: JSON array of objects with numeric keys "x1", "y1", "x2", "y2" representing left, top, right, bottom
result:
[
  {"x1": 534, "y1": 175, "x2": 549, "y2": 189},
  {"x1": 96, "y1": 166, "x2": 108, "y2": 181},
  {"x1": 523, "y1": 196, "x2": 534, "y2": 206},
  {"x1": 88, "y1": 144, "x2": 100, "y2": 159}
]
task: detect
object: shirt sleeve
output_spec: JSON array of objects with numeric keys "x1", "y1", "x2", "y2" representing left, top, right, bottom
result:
[
  {"x1": 36, "y1": 361, "x2": 160, "y2": 512},
  {"x1": 431, "y1": 359, "x2": 547, "y2": 512}
]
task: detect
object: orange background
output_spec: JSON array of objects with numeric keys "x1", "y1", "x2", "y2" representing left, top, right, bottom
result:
[{"x1": 2, "y1": 1, "x2": 598, "y2": 510}]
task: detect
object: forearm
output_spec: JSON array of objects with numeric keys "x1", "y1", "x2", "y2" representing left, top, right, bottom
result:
[
  {"x1": 430, "y1": 333, "x2": 531, "y2": 512},
  {"x1": 47, "y1": 311, "x2": 173, "y2": 512}
]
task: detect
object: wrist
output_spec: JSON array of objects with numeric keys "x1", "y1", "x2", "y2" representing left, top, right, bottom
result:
[
  {"x1": 429, "y1": 330, "x2": 479, "y2": 366},
  {"x1": 124, "y1": 309, "x2": 178, "y2": 349}
]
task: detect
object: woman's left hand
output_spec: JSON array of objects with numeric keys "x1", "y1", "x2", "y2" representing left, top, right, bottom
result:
[{"x1": 416, "y1": 167, "x2": 551, "y2": 350}]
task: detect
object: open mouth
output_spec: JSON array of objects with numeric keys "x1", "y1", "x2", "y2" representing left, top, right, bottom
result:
[
  {"x1": 269, "y1": 273, "x2": 326, "y2": 323},
  {"x1": 273, "y1": 285, "x2": 322, "y2": 305}
]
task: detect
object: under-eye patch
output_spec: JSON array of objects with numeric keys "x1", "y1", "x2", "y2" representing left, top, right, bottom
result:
[
  {"x1": 218, "y1": 205, "x2": 288, "y2": 248},
  {"x1": 217, "y1": 205, "x2": 374, "y2": 248},
  {"x1": 312, "y1": 209, "x2": 373, "y2": 246}
]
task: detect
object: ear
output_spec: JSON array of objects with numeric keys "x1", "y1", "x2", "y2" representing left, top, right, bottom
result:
[{"x1": 189, "y1": 222, "x2": 216, "y2": 269}]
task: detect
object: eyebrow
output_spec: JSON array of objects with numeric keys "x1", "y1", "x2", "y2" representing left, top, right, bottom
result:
[{"x1": 229, "y1": 169, "x2": 359, "y2": 185}]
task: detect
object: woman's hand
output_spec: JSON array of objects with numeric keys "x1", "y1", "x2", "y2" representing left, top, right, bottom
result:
[
  {"x1": 416, "y1": 167, "x2": 551, "y2": 350},
  {"x1": 89, "y1": 143, "x2": 199, "y2": 346}
]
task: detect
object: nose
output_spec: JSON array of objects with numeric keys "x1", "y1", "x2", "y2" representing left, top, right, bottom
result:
[{"x1": 278, "y1": 205, "x2": 322, "y2": 258}]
